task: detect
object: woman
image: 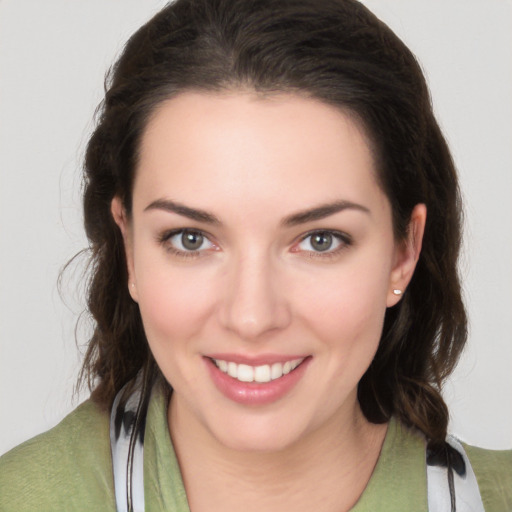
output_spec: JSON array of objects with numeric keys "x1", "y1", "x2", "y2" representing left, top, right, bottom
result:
[{"x1": 0, "y1": 0, "x2": 510, "y2": 510}]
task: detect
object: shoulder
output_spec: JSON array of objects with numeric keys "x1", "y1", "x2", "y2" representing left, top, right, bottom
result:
[
  {"x1": 0, "y1": 399, "x2": 116, "y2": 511},
  {"x1": 463, "y1": 442, "x2": 512, "y2": 512}
]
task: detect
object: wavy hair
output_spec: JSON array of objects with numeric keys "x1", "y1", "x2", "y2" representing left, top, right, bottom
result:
[{"x1": 80, "y1": 0, "x2": 466, "y2": 445}]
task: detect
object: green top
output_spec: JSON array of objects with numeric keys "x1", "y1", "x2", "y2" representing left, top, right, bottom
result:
[{"x1": 1, "y1": 384, "x2": 511, "y2": 511}]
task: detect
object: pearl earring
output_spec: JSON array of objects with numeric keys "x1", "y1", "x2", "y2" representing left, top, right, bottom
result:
[{"x1": 393, "y1": 289, "x2": 402, "y2": 296}]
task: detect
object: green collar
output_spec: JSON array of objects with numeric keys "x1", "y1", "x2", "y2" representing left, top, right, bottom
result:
[{"x1": 143, "y1": 383, "x2": 428, "y2": 512}]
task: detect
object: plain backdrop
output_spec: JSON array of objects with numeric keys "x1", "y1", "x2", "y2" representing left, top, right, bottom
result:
[{"x1": 0, "y1": 0, "x2": 511, "y2": 456}]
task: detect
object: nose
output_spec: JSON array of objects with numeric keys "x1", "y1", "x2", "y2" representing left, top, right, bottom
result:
[{"x1": 218, "y1": 251, "x2": 291, "y2": 340}]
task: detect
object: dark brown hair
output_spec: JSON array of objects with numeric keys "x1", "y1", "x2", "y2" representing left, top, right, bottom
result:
[{"x1": 80, "y1": 0, "x2": 466, "y2": 444}]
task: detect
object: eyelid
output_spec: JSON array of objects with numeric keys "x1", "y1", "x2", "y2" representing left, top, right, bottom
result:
[
  {"x1": 158, "y1": 228, "x2": 219, "y2": 257},
  {"x1": 291, "y1": 229, "x2": 352, "y2": 256}
]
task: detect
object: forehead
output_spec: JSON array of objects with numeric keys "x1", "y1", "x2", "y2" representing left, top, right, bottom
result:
[{"x1": 134, "y1": 91, "x2": 387, "y2": 218}]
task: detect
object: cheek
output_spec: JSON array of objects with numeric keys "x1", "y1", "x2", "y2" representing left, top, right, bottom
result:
[
  {"x1": 134, "y1": 253, "x2": 219, "y2": 349},
  {"x1": 295, "y1": 254, "x2": 392, "y2": 352}
]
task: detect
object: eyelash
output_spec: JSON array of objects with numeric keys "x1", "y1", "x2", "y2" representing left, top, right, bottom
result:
[
  {"x1": 157, "y1": 228, "x2": 352, "y2": 260},
  {"x1": 293, "y1": 230, "x2": 353, "y2": 259},
  {"x1": 158, "y1": 229, "x2": 216, "y2": 259}
]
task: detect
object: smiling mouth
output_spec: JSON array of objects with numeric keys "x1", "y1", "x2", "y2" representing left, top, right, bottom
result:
[{"x1": 211, "y1": 357, "x2": 305, "y2": 383}]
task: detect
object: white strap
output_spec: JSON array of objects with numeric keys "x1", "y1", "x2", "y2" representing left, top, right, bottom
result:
[
  {"x1": 427, "y1": 436, "x2": 485, "y2": 512},
  {"x1": 110, "y1": 377, "x2": 146, "y2": 512},
  {"x1": 110, "y1": 383, "x2": 485, "y2": 512}
]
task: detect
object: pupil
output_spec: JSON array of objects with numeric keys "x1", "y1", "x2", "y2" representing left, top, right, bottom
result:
[
  {"x1": 182, "y1": 231, "x2": 203, "y2": 250},
  {"x1": 311, "y1": 233, "x2": 332, "y2": 252}
]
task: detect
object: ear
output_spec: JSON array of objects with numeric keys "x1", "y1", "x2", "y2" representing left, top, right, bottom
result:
[
  {"x1": 111, "y1": 196, "x2": 138, "y2": 302},
  {"x1": 387, "y1": 203, "x2": 427, "y2": 307}
]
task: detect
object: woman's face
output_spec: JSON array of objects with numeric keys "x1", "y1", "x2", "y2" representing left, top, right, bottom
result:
[{"x1": 113, "y1": 92, "x2": 424, "y2": 452}]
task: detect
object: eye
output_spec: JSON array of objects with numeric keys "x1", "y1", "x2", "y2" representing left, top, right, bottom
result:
[
  {"x1": 160, "y1": 229, "x2": 215, "y2": 255},
  {"x1": 294, "y1": 230, "x2": 351, "y2": 255}
]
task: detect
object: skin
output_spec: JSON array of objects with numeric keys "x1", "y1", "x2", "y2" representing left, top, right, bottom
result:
[{"x1": 112, "y1": 91, "x2": 426, "y2": 512}]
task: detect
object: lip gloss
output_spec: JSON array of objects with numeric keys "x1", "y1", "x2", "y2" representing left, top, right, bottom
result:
[{"x1": 205, "y1": 356, "x2": 310, "y2": 405}]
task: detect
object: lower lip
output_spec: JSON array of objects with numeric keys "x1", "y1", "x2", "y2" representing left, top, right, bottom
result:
[{"x1": 205, "y1": 357, "x2": 311, "y2": 406}]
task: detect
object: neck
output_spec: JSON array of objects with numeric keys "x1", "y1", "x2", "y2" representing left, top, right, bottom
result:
[{"x1": 168, "y1": 396, "x2": 387, "y2": 512}]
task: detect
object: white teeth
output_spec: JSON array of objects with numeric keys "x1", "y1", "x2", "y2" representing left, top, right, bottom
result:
[
  {"x1": 213, "y1": 358, "x2": 304, "y2": 383},
  {"x1": 271, "y1": 362, "x2": 282, "y2": 380},
  {"x1": 237, "y1": 364, "x2": 254, "y2": 382},
  {"x1": 227, "y1": 361, "x2": 237, "y2": 378},
  {"x1": 254, "y1": 365, "x2": 271, "y2": 383},
  {"x1": 290, "y1": 359, "x2": 301, "y2": 370}
]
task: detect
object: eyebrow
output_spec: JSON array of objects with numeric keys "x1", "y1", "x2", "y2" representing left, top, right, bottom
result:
[
  {"x1": 144, "y1": 199, "x2": 221, "y2": 225},
  {"x1": 282, "y1": 200, "x2": 370, "y2": 227},
  {"x1": 144, "y1": 198, "x2": 370, "y2": 226}
]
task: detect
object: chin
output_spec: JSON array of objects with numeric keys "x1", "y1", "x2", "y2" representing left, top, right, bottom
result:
[{"x1": 204, "y1": 410, "x2": 315, "y2": 453}]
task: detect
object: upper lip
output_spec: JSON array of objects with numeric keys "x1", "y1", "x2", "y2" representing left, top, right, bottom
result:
[{"x1": 205, "y1": 353, "x2": 309, "y2": 366}]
